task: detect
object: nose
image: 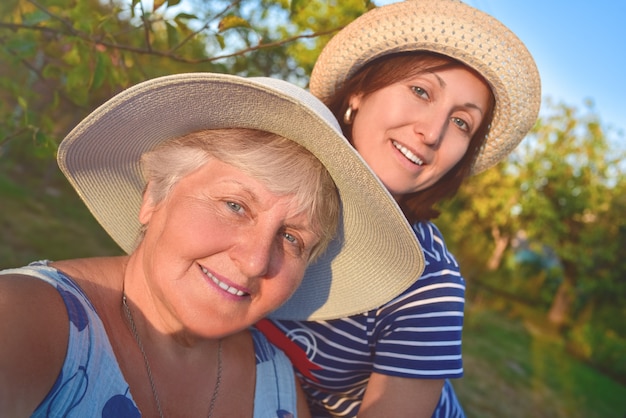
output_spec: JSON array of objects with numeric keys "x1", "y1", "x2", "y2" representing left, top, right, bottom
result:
[
  {"x1": 414, "y1": 112, "x2": 446, "y2": 148},
  {"x1": 232, "y1": 227, "x2": 276, "y2": 279}
]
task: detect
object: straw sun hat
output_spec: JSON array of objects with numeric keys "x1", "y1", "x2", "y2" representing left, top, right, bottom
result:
[
  {"x1": 57, "y1": 72, "x2": 424, "y2": 321},
  {"x1": 310, "y1": 0, "x2": 541, "y2": 175}
]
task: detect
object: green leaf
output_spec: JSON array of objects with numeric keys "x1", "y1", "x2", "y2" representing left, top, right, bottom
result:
[
  {"x1": 62, "y1": 47, "x2": 81, "y2": 66},
  {"x1": 21, "y1": 10, "x2": 50, "y2": 26},
  {"x1": 154, "y1": 0, "x2": 167, "y2": 11},
  {"x1": 166, "y1": 21, "x2": 179, "y2": 49},
  {"x1": 66, "y1": 64, "x2": 91, "y2": 105},
  {"x1": 174, "y1": 12, "x2": 196, "y2": 21},
  {"x1": 290, "y1": 0, "x2": 306, "y2": 14},
  {"x1": 42, "y1": 63, "x2": 63, "y2": 81},
  {"x1": 17, "y1": 96, "x2": 28, "y2": 112},
  {"x1": 92, "y1": 53, "x2": 107, "y2": 89},
  {"x1": 217, "y1": 16, "x2": 251, "y2": 33},
  {"x1": 5, "y1": 37, "x2": 37, "y2": 59},
  {"x1": 0, "y1": 0, "x2": 19, "y2": 16},
  {"x1": 215, "y1": 33, "x2": 225, "y2": 50}
]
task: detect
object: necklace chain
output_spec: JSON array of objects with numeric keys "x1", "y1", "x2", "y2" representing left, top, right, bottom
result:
[{"x1": 122, "y1": 294, "x2": 222, "y2": 418}]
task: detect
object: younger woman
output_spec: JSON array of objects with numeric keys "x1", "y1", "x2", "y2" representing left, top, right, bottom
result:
[{"x1": 259, "y1": 0, "x2": 541, "y2": 416}]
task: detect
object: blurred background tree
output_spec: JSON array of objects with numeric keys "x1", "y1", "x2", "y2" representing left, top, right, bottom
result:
[
  {"x1": 2, "y1": 0, "x2": 625, "y2": 415},
  {"x1": 438, "y1": 100, "x2": 626, "y2": 383},
  {"x1": 0, "y1": 0, "x2": 370, "y2": 160}
]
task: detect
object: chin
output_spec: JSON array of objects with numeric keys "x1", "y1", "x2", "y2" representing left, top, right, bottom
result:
[{"x1": 384, "y1": 183, "x2": 415, "y2": 198}]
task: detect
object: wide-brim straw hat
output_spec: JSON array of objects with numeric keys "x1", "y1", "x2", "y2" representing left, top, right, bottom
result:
[
  {"x1": 310, "y1": 0, "x2": 541, "y2": 175},
  {"x1": 57, "y1": 72, "x2": 424, "y2": 321}
]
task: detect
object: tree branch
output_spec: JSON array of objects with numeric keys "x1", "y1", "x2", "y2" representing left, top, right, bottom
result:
[
  {"x1": 0, "y1": 36, "x2": 80, "y2": 109},
  {"x1": 28, "y1": 0, "x2": 82, "y2": 36},
  {"x1": 0, "y1": 20, "x2": 341, "y2": 64},
  {"x1": 169, "y1": 0, "x2": 243, "y2": 54}
]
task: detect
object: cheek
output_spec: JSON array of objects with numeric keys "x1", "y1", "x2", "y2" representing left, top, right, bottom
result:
[
  {"x1": 454, "y1": 145, "x2": 470, "y2": 166},
  {"x1": 444, "y1": 140, "x2": 470, "y2": 168},
  {"x1": 264, "y1": 264, "x2": 306, "y2": 304},
  {"x1": 154, "y1": 207, "x2": 226, "y2": 260},
  {"x1": 350, "y1": 125, "x2": 378, "y2": 165},
  {"x1": 350, "y1": 105, "x2": 377, "y2": 146}
]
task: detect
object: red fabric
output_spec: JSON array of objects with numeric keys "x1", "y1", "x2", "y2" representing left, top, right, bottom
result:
[{"x1": 255, "y1": 319, "x2": 321, "y2": 382}]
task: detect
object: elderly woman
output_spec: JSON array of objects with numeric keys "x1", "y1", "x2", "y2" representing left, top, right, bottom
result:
[{"x1": 0, "y1": 73, "x2": 423, "y2": 417}]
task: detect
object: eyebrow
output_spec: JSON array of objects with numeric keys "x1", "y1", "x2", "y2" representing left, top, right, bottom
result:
[
  {"x1": 433, "y1": 72, "x2": 447, "y2": 88},
  {"x1": 432, "y1": 72, "x2": 485, "y2": 116},
  {"x1": 220, "y1": 179, "x2": 260, "y2": 204},
  {"x1": 223, "y1": 179, "x2": 317, "y2": 234},
  {"x1": 463, "y1": 102, "x2": 484, "y2": 116}
]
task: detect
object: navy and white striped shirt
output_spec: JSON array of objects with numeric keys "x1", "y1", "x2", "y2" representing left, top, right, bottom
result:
[{"x1": 261, "y1": 221, "x2": 466, "y2": 417}]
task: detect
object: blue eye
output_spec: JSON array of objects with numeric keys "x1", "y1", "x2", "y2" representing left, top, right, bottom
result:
[
  {"x1": 282, "y1": 231, "x2": 305, "y2": 257},
  {"x1": 452, "y1": 117, "x2": 469, "y2": 132},
  {"x1": 283, "y1": 232, "x2": 297, "y2": 244},
  {"x1": 411, "y1": 86, "x2": 429, "y2": 99},
  {"x1": 226, "y1": 201, "x2": 243, "y2": 212}
]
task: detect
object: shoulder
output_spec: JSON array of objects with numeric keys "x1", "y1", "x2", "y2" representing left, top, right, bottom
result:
[
  {"x1": 251, "y1": 327, "x2": 289, "y2": 363},
  {"x1": 377, "y1": 222, "x2": 465, "y2": 315},
  {"x1": 0, "y1": 268, "x2": 70, "y2": 416},
  {"x1": 250, "y1": 328, "x2": 299, "y2": 416},
  {"x1": 250, "y1": 327, "x2": 294, "y2": 378},
  {"x1": 0, "y1": 268, "x2": 70, "y2": 339},
  {"x1": 412, "y1": 221, "x2": 460, "y2": 272},
  {"x1": 412, "y1": 221, "x2": 448, "y2": 252}
]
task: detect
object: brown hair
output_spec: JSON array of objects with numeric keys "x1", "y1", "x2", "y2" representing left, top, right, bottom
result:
[{"x1": 323, "y1": 52, "x2": 495, "y2": 223}]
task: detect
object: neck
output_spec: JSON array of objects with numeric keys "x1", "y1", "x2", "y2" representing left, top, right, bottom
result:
[{"x1": 121, "y1": 290, "x2": 224, "y2": 418}]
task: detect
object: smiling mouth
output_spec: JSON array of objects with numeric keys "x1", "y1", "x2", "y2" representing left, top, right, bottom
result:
[
  {"x1": 392, "y1": 140, "x2": 424, "y2": 166},
  {"x1": 201, "y1": 266, "x2": 249, "y2": 297}
]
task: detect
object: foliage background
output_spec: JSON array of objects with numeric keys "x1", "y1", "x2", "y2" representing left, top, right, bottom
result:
[{"x1": 1, "y1": 0, "x2": 625, "y2": 416}]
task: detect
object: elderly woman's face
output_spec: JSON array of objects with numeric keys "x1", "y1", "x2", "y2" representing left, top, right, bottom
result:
[{"x1": 136, "y1": 158, "x2": 320, "y2": 337}]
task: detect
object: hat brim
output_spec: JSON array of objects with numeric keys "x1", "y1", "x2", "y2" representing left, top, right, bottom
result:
[
  {"x1": 310, "y1": 0, "x2": 541, "y2": 175},
  {"x1": 57, "y1": 73, "x2": 424, "y2": 320}
]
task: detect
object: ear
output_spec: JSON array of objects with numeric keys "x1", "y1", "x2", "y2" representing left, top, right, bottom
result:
[
  {"x1": 138, "y1": 181, "x2": 157, "y2": 225},
  {"x1": 349, "y1": 93, "x2": 364, "y2": 111}
]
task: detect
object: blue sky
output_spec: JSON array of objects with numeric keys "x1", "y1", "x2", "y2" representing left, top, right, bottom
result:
[{"x1": 375, "y1": 0, "x2": 626, "y2": 134}]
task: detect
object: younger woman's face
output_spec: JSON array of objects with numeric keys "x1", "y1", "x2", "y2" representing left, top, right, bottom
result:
[{"x1": 348, "y1": 66, "x2": 491, "y2": 199}]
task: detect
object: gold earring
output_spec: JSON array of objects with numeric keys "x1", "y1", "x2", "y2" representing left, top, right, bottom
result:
[{"x1": 343, "y1": 106, "x2": 356, "y2": 125}]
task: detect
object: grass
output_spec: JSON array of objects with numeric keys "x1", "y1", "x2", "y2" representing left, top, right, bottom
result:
[
  {"x1": 0, "y1": 160, "x2": 122, "y2": 269},
  {"x1": 457, "y1": 305, "x2": 626, "y2": 418}
]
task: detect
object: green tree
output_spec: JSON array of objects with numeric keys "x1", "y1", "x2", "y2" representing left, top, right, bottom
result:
[
  {"x1": 515, "y1": 100, "x2": 625, "y2": 329},
  {"x1": 1, "y1": 0, "x2": 219, "y2": 158},
  {"x1": 440, "y1": 100, "x2": 626, "y2": 331},
  {"x1": 0, "y1": 0, "x2": 370, "y2": 160}
]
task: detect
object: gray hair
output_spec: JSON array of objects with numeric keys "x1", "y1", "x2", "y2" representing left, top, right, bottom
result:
[{"x1": 139, "y1": 128, "x2": 340, "y2": 261}]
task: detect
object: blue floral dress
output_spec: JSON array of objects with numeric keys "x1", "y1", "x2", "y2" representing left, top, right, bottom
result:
[{"x1": 1, "y1": 261, "x2": 297, "y2": 418}]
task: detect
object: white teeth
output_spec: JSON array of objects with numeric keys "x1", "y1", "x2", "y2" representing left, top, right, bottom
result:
[
  {"x1": 201, "y1": 267, "x2": 247, "y2": 297},
  {"x1": 393, "y1": 141, "x2": 423, "y2": 166}
]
